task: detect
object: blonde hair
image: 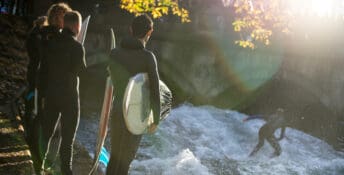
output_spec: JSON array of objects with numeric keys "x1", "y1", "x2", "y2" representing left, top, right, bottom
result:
[{"x1": 46, "y1": 3, "x2": 72, "y2": 28}]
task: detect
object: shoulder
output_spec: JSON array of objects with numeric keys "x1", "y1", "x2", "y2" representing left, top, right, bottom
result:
[
  {"x1": 143, "y1": 49, "x2": 157, "y2": 63},
  {"x1": 56, "y1": 36, "x2": 84, "y2": 55},
  {"x1": 143, "y1": 49, "x2": 155, "y2": 58},
  {"x1": 66, "y1": 37, "x2": 83, "y2": 50},
  {"x1": 72, "y1": 40, "x2": 84, "y2": 56},
  {"x1": 28, "y1": 26, "x2": 40, "y2": 37},
  {"x1": 74, "y1": 39, "x2": 84, "y2": 50},
  {"x1": 109, "y1": 48, "x2": 120, "y2": 60},
  {"x1": 40, "y1": 26, "x2": 59, "y2": 38},
  {"x1": 110, "y1": 48, "x2": 120, "y2": 55}
]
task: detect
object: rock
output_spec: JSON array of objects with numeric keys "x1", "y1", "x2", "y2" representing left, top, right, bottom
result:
[{"x1": 0, "y1": 15, "x2": 29, "y2": 106}]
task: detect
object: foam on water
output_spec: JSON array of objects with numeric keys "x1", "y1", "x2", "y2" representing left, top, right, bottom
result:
[{"x1": 129, "y1": 104, "x2": 344, "y2": 175}]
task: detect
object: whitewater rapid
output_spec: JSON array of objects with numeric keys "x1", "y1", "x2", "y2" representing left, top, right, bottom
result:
[{"x1": 77, "y1": 104, "x2": 344, "y2": 175}]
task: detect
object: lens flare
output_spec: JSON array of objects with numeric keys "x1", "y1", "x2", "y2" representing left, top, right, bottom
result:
[
  {"x1": 286, "y1": 0, "x2": 337, "y2": 17},
  {"x1": 311, "y1": 0, "x2": 333, "y2": 17}
]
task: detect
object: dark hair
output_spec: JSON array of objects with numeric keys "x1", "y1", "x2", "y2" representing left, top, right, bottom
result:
[
  {"x1": 64, "y1": 10, "x2": 82, "y2": 27},
  {"x1": 131, "y1": 14, "x2": 153, "y2": 38},
  {"x1": 47, "y1": 3, "x2": 72, "y2": 27}
]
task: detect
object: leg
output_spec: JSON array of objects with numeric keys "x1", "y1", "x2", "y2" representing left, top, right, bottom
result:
[
  {"x1": 267, "y1": 135, "x2": 281, "y2": 157},
  {"x1": 249, "y1": 125, "x2": 268, "y2": 157},
  {"x1": 106, "y1": 112, "x2": 122, "y2": 175},
  {"x1": 24, "y1": 93, "x2": 34, "y2": 138},
  {"x1": 276, "y1": 127, "x2": 286, "y2": 141},
  {"x1": 117, "y1": 121, "x2": 142, "y2": 174},
  {"x1": 30, "y1": 95, "x2": 44, "y2": 173},
  {"x1": 59, "y1": 99, "x2": 80, "y2": 175},
  {"x1": 249, "y1": 136, "x2": 264, "y2": 157},
  {"x1": 40, "y1": 97, "x2": 61, "y2": 170},
  {"x1": 106, "y1": 107, "x2": 142, "y2": 175}
]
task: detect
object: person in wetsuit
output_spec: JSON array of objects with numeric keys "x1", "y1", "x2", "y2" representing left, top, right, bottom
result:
[
  {"x1": 25, "y1": 15, "x2": 46, "y2": 136},
  {"x1": 26, "y1": 2, "x2": 72, "y2": 105},
  {"x1": 25, "y1": 3, "x2": 72, "y2": 173},
  {"x1": 244, "y1": 108, "x2": 286, "y2": 157},
  {"x1": 107, "y1": 14, "x2": 161, "y2": 175},
  {"x1": 39, "y1": 10, "x2": 85, "y2": 175}
]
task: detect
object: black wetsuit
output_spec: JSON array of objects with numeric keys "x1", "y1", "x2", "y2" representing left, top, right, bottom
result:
[
  {"x1": 39, "y1": 28, "x2": 85, "y2": 175},
  {"x1": 249, "y1": 114, "x2": 286, "y2": 157},
  {"x1": 107, "y1": 37, "x2": 161, "y2": 175},
  {"x1": 26, "y1": 25, "x2": 62, "y2": 96},
  {"x1": 25, "y1": 25, "x2": 61, "y2": 172},
  {"x1": 26, "y1": 25, "x2": 61, "y2": 122},
  {"x1": 25, "y1": 25, "x2": 41, "y2": 138}
]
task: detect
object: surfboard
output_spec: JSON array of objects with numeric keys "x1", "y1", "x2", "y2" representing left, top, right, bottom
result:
[
  {"x1": 77, "y1": 15, "x2": 90, "y2": 45},
  {"x1": 123, "y1": 73, "x2": 172, "y2": 135},
  {"x1": 88, "y1": 28, "x2": 115, "y2": 175},
  {"x1": 88, "y1": 76, "x2": 113, "y2": 175}
]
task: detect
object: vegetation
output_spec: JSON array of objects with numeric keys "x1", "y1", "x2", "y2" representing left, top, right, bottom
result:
[
  {"x1": 120, "y1": 0, "x2": 341, "y2": 48},
  {"x1": 120, "y1": 0, "x2": 190, "y2": 22},
  {"x1": 231, "y1": 0, "x2": 292, "y2": 49}
]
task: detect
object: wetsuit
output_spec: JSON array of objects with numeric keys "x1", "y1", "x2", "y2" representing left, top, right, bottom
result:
[
  {"x1": 39, "y1": 28, "x2": 85, "y2": 175},
  {"x1": 25, "y1": 25, "x2": 41, "y2": 135},
  {"x1": 25, "y1": 25, "x2": 61, "y2": 173},
  {"x1": 248, "y1": 114, "x2": 286, "y2": 157},
  {"x1": 107, "y1": 37, "x2": 161, "y2": 175},
  {"x1": 26, "y1": 25, "x2": 60, "y2": 124}
]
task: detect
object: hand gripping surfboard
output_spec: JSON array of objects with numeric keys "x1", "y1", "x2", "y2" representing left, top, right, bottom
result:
[{"x1": 123, "y1": 73, "x2": 172, "y2": 135}]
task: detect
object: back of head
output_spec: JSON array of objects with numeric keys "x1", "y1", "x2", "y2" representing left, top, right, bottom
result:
[
  {"x1": 131, "y1": 14, "x2": 153, "y2": 38},
  {"x1": 276, "y1": 108, "x2": 285, "y2": 116},
  {"x1": 64, "y1": 11, "x2": 81, "y2": 28},
  {"x1": 47, "y1": 3, "x2": 72, "y2": 28}
]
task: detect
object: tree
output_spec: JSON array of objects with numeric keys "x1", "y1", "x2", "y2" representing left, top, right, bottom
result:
[
  {"x1": 121, "y1": 0, "x2": 329, "y2": 48},
  {"x1": 120, "y1": 0, "x2": 190, "y2": 23},
  {"x1": 231, "y1": 0, "x2": 292, "y2": 49}
]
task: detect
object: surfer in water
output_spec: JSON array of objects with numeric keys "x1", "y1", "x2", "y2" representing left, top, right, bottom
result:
[
  {"x1": 243, "y1": 108, "x2": 286, "y2": 157},
  {"x1": 39, "y1": 11, "x2": 86, "y2": 175},
  {"x1": 107, "y1": 14, "x2": 161, "y2": 175}
]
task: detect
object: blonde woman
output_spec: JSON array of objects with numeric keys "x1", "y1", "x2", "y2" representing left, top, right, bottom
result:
[{"x1": 25, "y1": 2, "x2": 72, "y2": 174}]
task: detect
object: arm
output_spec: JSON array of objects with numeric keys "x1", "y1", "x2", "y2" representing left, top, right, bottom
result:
[
  {"x1": 147, "y1": 53, "x2": 161, "y2": 125},
  {"x1": 276, "y1": 126, "x2": 286, "y2": 141},
  {"x1": 243, "y1": 114, "x2": 264, "y2": 122},
  {"x1": 108, "y1": 54, "x2": 128, "y2": 100},
  {"x1": 72, "y1": 43, "x2": 86, "y2": 75},
  {"x1": 26, "y1": 27, "x2": 41, "y2": 91}
]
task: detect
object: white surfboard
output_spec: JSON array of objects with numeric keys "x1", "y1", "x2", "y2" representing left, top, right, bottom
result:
[
  {"x1": 123, "y1": 73, "x2": 172, "y2": 135},
  {"x1": 77, "y1": 15, "x2": 90, "y2": 45}
]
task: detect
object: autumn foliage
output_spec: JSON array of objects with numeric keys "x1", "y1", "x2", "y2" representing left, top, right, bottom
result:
[
  {"x1": 120, "y1": 0, "x2": 295, "y2": 48},
  {"x1": 231, "y1": 0, "x2": 292, "y2": 48},
  {"x1": 120, "y1": 0, "x2": 190, "y2": 23}
]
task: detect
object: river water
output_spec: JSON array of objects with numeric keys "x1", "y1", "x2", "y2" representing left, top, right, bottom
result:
[{"x1": 76, "y1": 103, "x2": 344, "y2": 175}]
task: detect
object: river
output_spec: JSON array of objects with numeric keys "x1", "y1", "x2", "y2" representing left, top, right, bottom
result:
[{"x1": 76, "y1": 103, "x2": 344, "y2": 175}]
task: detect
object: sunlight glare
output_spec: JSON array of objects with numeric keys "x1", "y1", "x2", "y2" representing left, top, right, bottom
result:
[
  {"x1": 287, "y1": 0, "x2": 336, "y2": 17},
  {"x1": 311, "y1": 0, "x2": 333, "y2": 17}
]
